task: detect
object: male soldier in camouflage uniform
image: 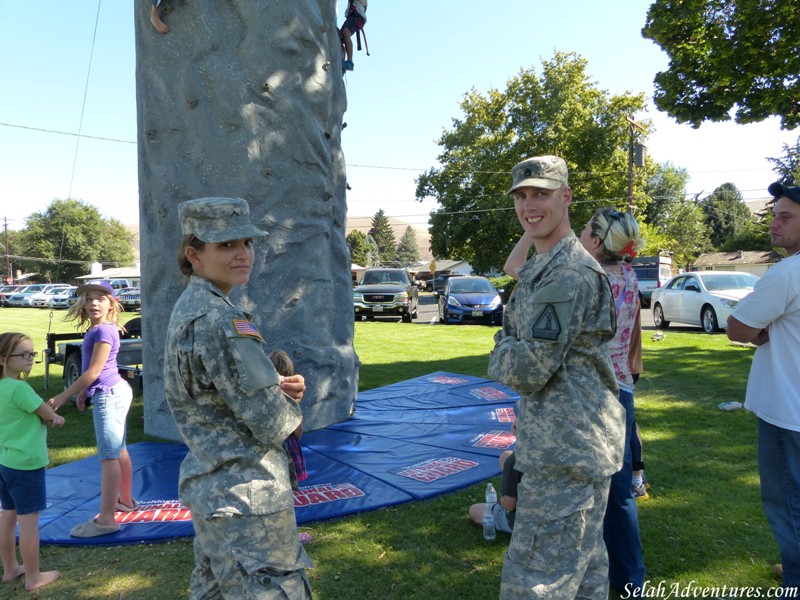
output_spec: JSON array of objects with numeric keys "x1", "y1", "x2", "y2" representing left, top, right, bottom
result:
[
  {"x1": 164, "y1": 197, "x2": 313, "y2": 599},
  {"x1": 488, "y1": 157, "x2": 625, "y2": 599}
]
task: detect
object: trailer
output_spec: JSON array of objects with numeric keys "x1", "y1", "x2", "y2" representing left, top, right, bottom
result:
[{"x1": 43, "y1": 318, "x2": 143, "y2": 394}]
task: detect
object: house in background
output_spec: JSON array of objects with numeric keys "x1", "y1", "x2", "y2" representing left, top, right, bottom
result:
[
  {"x1": 692, "y1": 250, "x2": 782, "y2": 277},
  {"x1": 76, "y1": 264, "x2": 141, "y2": 289}
]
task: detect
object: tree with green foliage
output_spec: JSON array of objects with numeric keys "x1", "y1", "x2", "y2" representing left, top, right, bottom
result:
[
  {"x1": 346, "y1": 230, "x2": 370, "y2": 267},
  {"x1": 638, "y1": 221, "x2": 670, "y2": 258},
  {"x1": 768, "y1": 137, "x2": 800, "y2": 184},
  {"x1": 643, "y1": 162, "x2": 690, "y2": 228},
  {"x1": 395, "y1": 226, "x2": 420, "y2": 267},
  {"x1": 700, "y1": 183, "x2": 753, "y2": 248},
  {"x1": 368, "y1": 209, "x2": 396, "y2": 266},
  {"x1": 642, "y1": 0, "x2": 800, "y2": 129},
  {"x1": 660, "y1": 201, "x2": 712, "y2": 270},
  {"x1": 15, "y1": 199, "x2": 135, "y2": 282},
  {"x1": 719, "y1": 221, "x2": 773, "y2": 252},
  {"x1": 364, "y1": 235, "x2": 380, "y2": 267},
  {"x1": 416, "y1": 51, "x2": 648, "y2": 273}
]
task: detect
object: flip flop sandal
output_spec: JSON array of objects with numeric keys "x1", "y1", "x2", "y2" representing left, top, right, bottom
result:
[
  {"x1": 70, "y1": 519, "x2": 120, "y2": 538},
  {"x1": 115, "y1": 497, "x2": 140, "y2": 512}
]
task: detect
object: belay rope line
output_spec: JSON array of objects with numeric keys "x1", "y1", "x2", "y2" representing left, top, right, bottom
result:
[{"x1": 46, "y1": 0, "x2": 102, "y2": 337}]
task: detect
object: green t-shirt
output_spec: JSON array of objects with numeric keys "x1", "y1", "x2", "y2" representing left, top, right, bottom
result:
[{"x1": 0, "y1": 378, "x2": 49, "y2": 470}]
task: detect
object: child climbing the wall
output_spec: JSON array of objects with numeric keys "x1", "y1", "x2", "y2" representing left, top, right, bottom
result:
[
  {"x1": 339, "y1": 0, "x2": 368, "y2": 72},
  {"x1": 150, "y1": 0, "x2": 169, "y2": 34}
]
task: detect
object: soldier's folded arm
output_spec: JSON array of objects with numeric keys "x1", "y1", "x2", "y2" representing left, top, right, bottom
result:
[
  {"x1": 488, "y1": 334, "x2": 569, "y2": 396},
  {"x1": 488, "y1": 288, "x2": 584, "y2": 395},
  {"x1": 207, "y1": 335, "x2": 302, "y2": 445}
]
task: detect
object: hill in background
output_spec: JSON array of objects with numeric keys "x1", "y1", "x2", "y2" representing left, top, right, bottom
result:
[{"x1": 345, "y1": 216, "x2": 432, "y2": 261}]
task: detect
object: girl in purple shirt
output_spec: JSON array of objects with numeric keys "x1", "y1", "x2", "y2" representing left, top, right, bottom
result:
[{"x1": 49, "y1": 280, "x2": 136, "y2": 538}]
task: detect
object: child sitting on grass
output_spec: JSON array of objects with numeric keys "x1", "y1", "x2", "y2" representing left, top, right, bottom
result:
[{"x1": 468, "y1": 450, "x2": 521, "y2": 534}]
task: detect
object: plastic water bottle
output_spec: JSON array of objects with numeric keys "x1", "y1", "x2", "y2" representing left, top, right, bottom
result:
[{"x1": 483, "y1": 482, "x2": 497, "y2": 541}]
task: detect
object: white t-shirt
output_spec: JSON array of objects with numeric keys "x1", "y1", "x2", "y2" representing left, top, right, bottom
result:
[
  {"x1": 350, "y1": 0, "x2": 367, "y2": 19},
  {"x1": 732, "y1": 254, "x2": 800, "y2": 430}
]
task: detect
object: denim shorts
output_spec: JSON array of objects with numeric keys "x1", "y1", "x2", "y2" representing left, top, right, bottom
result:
[
  {"x1": 0, "y1": 465, "x2": 46, "y2": 515},
  {"x1": 492, "y1": 501, "x2": 514, "y2": 534},
  {"x1": 91, "y1": 381, "x2": 133, "y2": 460}
]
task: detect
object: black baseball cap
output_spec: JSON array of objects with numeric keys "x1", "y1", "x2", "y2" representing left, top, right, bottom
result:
[{"x1": 767, "y1": 182, "x2": 800, "y2": 204}]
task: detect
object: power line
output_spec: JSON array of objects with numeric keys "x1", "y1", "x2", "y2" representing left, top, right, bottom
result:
[{"x1": 0, "y1": 122, "x2": 135, "y2": 145}]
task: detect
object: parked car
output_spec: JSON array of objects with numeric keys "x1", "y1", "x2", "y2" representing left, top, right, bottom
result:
[
  {"x1": 632, "y1": 255, "x2": 673, "y2": 308},
  {"x1": 9, "y1": 284, "x2": 71, "y2": 307},
  {"x1": 425, "y1": 273, "x2": 465, "y2": 294},
  {"x1": 437, "y1": 276, "x2": 503, "y2": 325},
  {"x1": 651, "y1": 271, "x2": 759, "y2": 333},
  {"x1": 48, "y1": 286, "x2": 78, "y2": 309},
  {"x1": 7, "y1": 284, "x2": 47, "y2": 307},
  {"x1": 31, "y1": 284, "x2": 73, "y2": 308},
  {"x1": 353, "y1": 268, "x2": 419, "y2": 322},
  {"x1": 0, "y1": 285, "x2": 24, "y2": 307},
  {"x1": 119, "y1": 288, "x2": 142, "y2": 310}
]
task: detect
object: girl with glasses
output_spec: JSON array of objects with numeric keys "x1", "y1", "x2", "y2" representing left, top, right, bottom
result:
[{"x1": 0, "y1": 332, "x2": 64, "y2": 591}]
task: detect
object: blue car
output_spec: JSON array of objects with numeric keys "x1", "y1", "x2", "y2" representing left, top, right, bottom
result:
[{"x1": 437, "y1": 276, "x2": 503, "y2": 325}]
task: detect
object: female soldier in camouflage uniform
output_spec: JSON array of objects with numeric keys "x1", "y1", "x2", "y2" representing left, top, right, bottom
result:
[{"x1": 164, "y1": 197, "x2": 313, "y2": 599}]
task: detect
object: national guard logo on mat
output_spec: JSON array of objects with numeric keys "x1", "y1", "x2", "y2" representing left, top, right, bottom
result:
[
  {"x1": 232, "y1": 319, "x2": 263, "y2": 341},
  {"x1": 532, "y1": 304, "x2": 561, "y2": 340}
]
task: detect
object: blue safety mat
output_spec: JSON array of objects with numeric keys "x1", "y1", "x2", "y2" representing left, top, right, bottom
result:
[{"x1": 37, "y1": 372, "x2": 518, "y2": 546}]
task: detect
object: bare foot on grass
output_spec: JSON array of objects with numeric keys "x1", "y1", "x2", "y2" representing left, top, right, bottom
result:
[
  {"x1": 25, "y1": 570, "x2": 61, "y2": 591},
  {"x1": 150, "y1": 6, "x2": 170, "y2": 34},
  {"x1": 1, "y1": 565, "x2": 24, "y2": 583}
]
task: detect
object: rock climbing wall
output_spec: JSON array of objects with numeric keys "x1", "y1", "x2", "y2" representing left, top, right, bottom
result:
[{"x1": 134, "y1": 0, "x2": 358, "y2": 440}]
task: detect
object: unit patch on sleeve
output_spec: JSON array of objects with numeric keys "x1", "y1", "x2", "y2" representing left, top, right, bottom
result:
[
  {"x1": 532, "y1": 304, "x2": 561, "y2": 340},
  {"x1": 232, "y1": 319, "x2": 263, "y2": 341}
]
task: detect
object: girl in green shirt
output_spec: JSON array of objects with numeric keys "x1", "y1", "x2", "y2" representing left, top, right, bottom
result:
[{"x1": 0, "y1": 332, "x2": 64, "y2": 591}]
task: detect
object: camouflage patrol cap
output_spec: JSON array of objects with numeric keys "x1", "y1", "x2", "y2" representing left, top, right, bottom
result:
[
  {"x1": 507, "y1": 156, "x2": 569, "y2": 194},
  {"x1": 178, "y1": 197, "x2": 267, "y2": 243}
]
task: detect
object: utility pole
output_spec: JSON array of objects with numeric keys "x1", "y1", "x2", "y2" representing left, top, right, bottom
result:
[
  {"x1": 626, "y1": 116, "x2": 645, "y2": 213},
  {"x1": 3, "y1": 217, "x2": 10, "y2": 284}
]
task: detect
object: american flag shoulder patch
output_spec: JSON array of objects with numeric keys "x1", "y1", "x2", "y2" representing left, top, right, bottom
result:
[{"x1": 232, "y1": 319, "x2": 263, "y2": 341}]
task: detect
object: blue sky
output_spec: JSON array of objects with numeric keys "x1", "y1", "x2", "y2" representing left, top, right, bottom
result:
[{"x1": 1, "y1": 1, "x2": 797, "y2": 233}]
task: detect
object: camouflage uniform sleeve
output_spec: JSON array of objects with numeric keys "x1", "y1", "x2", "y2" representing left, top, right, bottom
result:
[
  {"x1": 199, "y1": 316, "x2": 302, "y2": 446},
  {"x1": 487, "y1": 270, "x2": 596, "y2": 396}
]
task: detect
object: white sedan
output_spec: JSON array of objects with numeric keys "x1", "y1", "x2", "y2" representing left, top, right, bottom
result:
[{"x1": 651, "y1": 271, "x2": 759, "y2": 333}]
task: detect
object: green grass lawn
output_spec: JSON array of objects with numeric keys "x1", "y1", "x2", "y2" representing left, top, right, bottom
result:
[{"x1": 0, "y1": 308, "x2": 782, "y2": 598}]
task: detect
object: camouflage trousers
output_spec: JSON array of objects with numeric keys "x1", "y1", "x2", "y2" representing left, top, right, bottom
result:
[
  {"x1": 500, "y1": 473, "x2": 611, "y2": 599},
  {"x1": 189, "y1": 509, "x2": 314, "y2": 599}
]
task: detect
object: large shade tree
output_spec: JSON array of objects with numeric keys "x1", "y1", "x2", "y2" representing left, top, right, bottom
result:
[
  {"x1": 642, "y1": 0, "x2": 800, "y2": 129},
  {"x1": 415, "y1": 51, "x2": 648, "y2": 274},
  {"x1": 15, "y1": 199, "x2": 134, "y2": 282}
]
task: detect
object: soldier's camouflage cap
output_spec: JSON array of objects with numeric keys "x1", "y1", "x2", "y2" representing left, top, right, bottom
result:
[
  {"x1": 179, "y1": 197, "x2": 267, "y2": 243},
  {"x1": 507, "y1": 155, "x2": 569, "y2": 194}
]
